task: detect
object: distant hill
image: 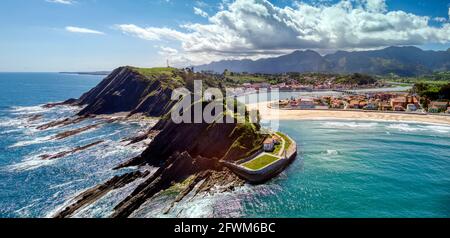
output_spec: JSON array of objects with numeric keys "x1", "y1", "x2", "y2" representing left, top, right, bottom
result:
[{"x1": 195, "y1": 46, "x2": 450, "y2": 76}]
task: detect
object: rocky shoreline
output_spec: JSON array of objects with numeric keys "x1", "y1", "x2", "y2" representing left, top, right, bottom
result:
[{"x1": 33, "y1": 66, "x2": 289, "y2": 218}]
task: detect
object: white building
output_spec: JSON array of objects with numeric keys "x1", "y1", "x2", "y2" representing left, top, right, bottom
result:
[{"x1": 263, "y1": 138, "x2": 275, "y2": 152}]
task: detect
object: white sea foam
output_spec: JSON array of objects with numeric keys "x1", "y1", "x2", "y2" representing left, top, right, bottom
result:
[
  {"x1": 385, "y1": 123, "x2": 450, "y2": 134},
  {"x1": 44, "y1": 191, "x2": 83, "y2": 218},
  {"x1": 175, "y1": 195, "x2": 216, "y2": 218},
  {"x1": 9, "y1": 135, "x2": 53, "y2": 148},
  {"x1": 76, "y1": 130, "x2": 122, "y2": 144},
  {"x1": 10, "y1": 105, "x2": 77, "y2": 116},
  {"x1": 421, "y1": 125, "x2": 450, "y2": 134},
  {"x1": 49, "y1": 179, "x2": 85, "y2": 190},
  {"x1": 321, "y1": 121, "x2": 379, "y2": 129},
  {"x1": 6, "y1": 155, "x2": 57, "y2": 172},
  {"x1": 0, "y1": 128, "x2": 23, "y2": 134},
  {"x1": 72, "y1": 172, "x2": 153, "y2": 218},
  {"x1": 386, "y1": 123, "x2": 425, "y2": 132},
  {"x1": 9, "y1": 105, "x2": 50, "y2": 115},
  {"x1": 326, "y1": 149, "x2": 339, "y2": 156},
  {"x1": 0, "y1": 117, "x2": 27, "y2": 127},
  {"x1": 14, "y1": 198, "x2": 41, "y2": 217}
]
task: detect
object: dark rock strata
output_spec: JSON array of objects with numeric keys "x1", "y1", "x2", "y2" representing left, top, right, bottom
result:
[
  {"x1": 54, "y1": 170, "x2": 149, "y2": 218},
  {"x1": 73, "y1": 67, "x2": 178, "y2": 117},
  {"x1": 49, "y1": 67, "x2": 265, "y2": 218},
  {"x1": 36, "y1": 115, "x2": 94, "y2": 130},
  {"x1": 108, "y1": 110, "x2": 264, "y2": 217},
  {"x1": 39, "y1": 140, "x2": 104, "y2": 160}
]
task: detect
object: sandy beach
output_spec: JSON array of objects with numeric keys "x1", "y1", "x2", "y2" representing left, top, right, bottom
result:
[{"x1": 247, "y1": 102, "x2": 450, "y2": 125}]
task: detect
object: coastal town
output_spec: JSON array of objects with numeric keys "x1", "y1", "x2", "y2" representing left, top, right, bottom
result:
[
  {"x1": 274, "y1": 92, "x2": 450, "y2": 114},
  {"x1": 215, "y1": 71, "x2": 450, "y2": 115}
]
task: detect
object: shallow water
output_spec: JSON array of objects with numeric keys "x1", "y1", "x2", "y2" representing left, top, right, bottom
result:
[{"x1": 209, "y1": 120, "x2": 450, "y2": 218}]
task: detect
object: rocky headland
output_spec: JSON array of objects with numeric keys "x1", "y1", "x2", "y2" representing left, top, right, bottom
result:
[{"x1": 41, "y1": 66, "x2": 270, "y2": 218}]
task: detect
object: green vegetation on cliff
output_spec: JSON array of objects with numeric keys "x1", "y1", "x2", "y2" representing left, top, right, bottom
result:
[{"x1": 129, "y1": 66, "x2": 185, "y2": 88}]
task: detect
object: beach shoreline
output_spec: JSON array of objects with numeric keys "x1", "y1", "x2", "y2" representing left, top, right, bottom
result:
[{"x1": 247, "y1": 102, "x2": 450, "y2": 125}]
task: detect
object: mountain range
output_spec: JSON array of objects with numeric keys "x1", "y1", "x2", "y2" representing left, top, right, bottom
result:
[{"x1": 195, "y1": 46, "x2": 450, "y2": 76}]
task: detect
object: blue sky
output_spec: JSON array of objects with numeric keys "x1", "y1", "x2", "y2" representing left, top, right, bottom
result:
[{"x1": 1, "y1": 0, "x2": 450, "y2": 72}]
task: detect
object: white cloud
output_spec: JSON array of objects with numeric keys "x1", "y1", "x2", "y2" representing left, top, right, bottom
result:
[
  {"x1": 433, "y1": 17, "x2": 447, "y2": 23},
  {"x1": 46, "y1": 0, "x2": 75, "y2": 4},
  {"x1": 158, "y1": 46, "x2": 178, "y2": 56},
  {"x1": 65, "y1": 26, "x2": 104, "y2": 35},
  {"x1": 117, "y1": 0, "x2": 450, "y2": 66},
  {"x1": 356, "y1": 0, "x2": 387, "y2": 13},
  {"x1": 116, "y1": 24, "x2": 187, "y2": 41},
  {"x1": 194, "y1": 7, "x2": 209, "y2": 18}
]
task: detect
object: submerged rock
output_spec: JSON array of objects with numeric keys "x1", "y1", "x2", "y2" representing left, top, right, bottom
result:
[
  {"x1": 52, "y1": 124, "x2": 100, "y2": 140},
  {"x1": 36, "y1": 115, "x2": 94, "y2": 130},
  {"x1": 39, "y1": 140, "x2": 104, "y2": 160}
]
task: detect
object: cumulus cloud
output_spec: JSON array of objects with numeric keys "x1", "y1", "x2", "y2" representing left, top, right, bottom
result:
[
  {"x1": 117, "y1": 0, "x2": 450, "y2": 66},
  {"x1": 65, "y1": 26, "x2": 104, "y2": 35},
  {"x1": 158, "y1": 46, "x2": 178, "y2": 56},
  {"x1": 433, "y1": 17, "x2": 447, "y2": 23},
  {"x1": 194, "y1": 7, "x2": 209, "y2": 18},
  {"x1": 46, "y1": 0, "x2": 75, "y2": 4}
]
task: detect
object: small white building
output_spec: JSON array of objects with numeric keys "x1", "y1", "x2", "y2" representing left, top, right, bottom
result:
[{"x1": 263, "y1": 138, "x2": 275, "y2": 152}]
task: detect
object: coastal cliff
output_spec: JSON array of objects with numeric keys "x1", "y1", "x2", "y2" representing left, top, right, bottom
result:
[
  {"x1": 53, "y1": 67, "x2": 267, "y2": 218},
  {"x1": 72, "y1": 66, "x2": 183, "y2": 117},
  {"x1": 110, "y1": 102, "x2": 265, "y2": 217}
]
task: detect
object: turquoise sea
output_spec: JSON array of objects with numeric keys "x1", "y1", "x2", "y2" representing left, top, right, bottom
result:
[{"x1": 0, "y1": 73, "x2": 449, "y2": 218}]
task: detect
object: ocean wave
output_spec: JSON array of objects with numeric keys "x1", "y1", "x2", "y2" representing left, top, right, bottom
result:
[
  {"x1": 175, "y1": 195, "x2": 217, "y2": 218},
  {"x1": 326, "y1": 150, "x2": 339, "y2": 156},
  {"x1": 0, "y1": 117, "x2": 27, "y2": 127},
  {"x1": 76, "y1": 129, "x2": 123, "y2": 144},
  {"x1": 321, "y1": 121, "x2": 379, "y2": 129},
  {"x1": 0, "y1": 128, "x2": 23, "y2": 135},
  {"x1": 14, "y1": 198, "x2": 42, "y2": 217},
  {"x1": 9, "y1": 105, "x2": 50, "y2": 115},
  {"x1": 6, "y1": 154, "x2": 57, "y2": 172},
  {"x1": 85, "y1": 140, "x2": 144, "y2": 160},
  {"x1": 9, "y1": 135, "x2": 53, "y2": 148},
  {"x1": 49, "y1": 179, "x2": 86, "y2": 190},
  {"x1": 72, "y1": 173, "x2": 152, "y2": 218},
  {"x1": 386, "y1": 123, "x2": 450, "y2": 134},
  {"x1": 10, "y1": 105, "x2": 77, "y2": 115},
  {"x1": 420, "y1": 125, "x2": 450, "y2": 134},
  {"x1": 386, "y1": 123, "x2": 425, "y2": 132}
]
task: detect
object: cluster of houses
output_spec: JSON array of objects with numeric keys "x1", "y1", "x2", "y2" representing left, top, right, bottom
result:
[
  {"x1": 241, "y1": 80, "x2": 377, "y2": 92},
  {"x1": 278, "y1": 93, "x2": 450, "y2": 114}
]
